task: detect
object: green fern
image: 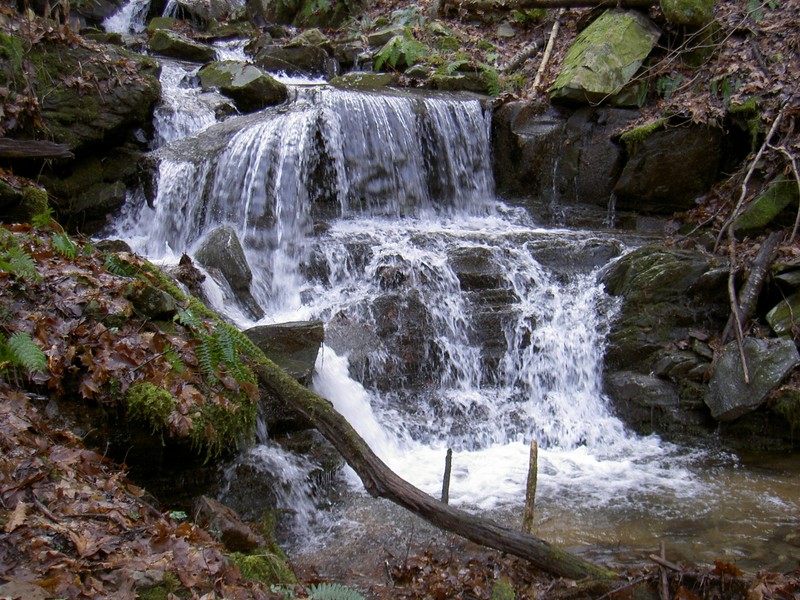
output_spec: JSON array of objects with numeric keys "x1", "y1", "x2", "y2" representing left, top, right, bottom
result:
[
  {"x1": 4, "y1": 331, "x2": 48, "y2": 374},
  {"x1": 52, "y1": 231, "x2": 78, "y2": 259},
  {"x1": 0, "y1": 246, "x2": 41, "y2": 281},
  {"x1": 31, "y1": 206, "x2": 56, "y2": 228},
  {"x1": 480, "y1": 63, "x2": 502, "y2": 97},
  {"x1": 196, "y1": 335, "x2": 219, "y2": 383},
  {"x1": 104, "y1": 253, "x2": 139, "y2": 277},
  {"x1": 375, "y1": 33, "x2": 428, "y2": 71},
  {"x1": 175, "y1": 308, "x2": 204, "y2": 331},
  {"x1": 308, "y1": 582, "x2": 365, "y2": 600}
]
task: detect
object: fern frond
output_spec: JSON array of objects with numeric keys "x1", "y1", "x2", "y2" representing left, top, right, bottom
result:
[
  {"x1": 6, "y1": 331, "x2": 48, "y2": 373},
  {"x1": 104, "y1": 253, "x2": 138, "y2": 277},
  {"x1": 31, "y1": 207, "x2": 56, "y2": 229},
  {"x1": 309, "y1": 582, "x2": 365, "y2": 600},
  {"x1": 196, "y1": 335, "x2": 218, "y2": 383},
  {"x1": 175, "y1": 308, "x2": 204, "y2": 331},
  {"x1": 0, "y1": 247, "x2": 40, "y2": 280},
  {"x1": 52, "y1": 231, "x2": 78, "y2": 259}
]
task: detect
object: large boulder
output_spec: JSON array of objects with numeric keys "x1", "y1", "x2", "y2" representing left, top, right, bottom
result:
[
  {"x1": 733, "y1": 177, "x2": 799, "y2": 237},
  {"x1": 248, "y1": 0, "x2": 363, "y2": 28},
  {"x1": 148, "y1": 29, "x2": 216, "y2": 63},
  {"x1": 174, "y1": 0, "x2": 243, "y2": 22},
  {"x1": 614, "y1": 125, "x2": 723, "y2": 214},
  {"x1": 13, "y1": 42, "x2": 161, "y2": 151},
  {"x1": 251, "y1": 44, "x2": 331, "y2": 77},
  {"x1": 198, "y1": 61, "x2": 288, "y2": 112},
  {"x1": 706, "y1": 337, "x2": 800, "y2": 421},
  {"x1": 660, "y1": 0, "x2": 715, "y2": 27},
  {"x1": 550, "y1": 9, "x2": 660, "y2": 106},
  {"x1": 194, "y1": 226, "x2": 264, "y2": 321},
  {"x1": 243, "y1": 320, "x2": 324, "y2": 386}
]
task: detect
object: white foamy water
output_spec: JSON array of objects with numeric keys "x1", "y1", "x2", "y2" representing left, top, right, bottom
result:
[{"x1": 103, "y1": 0, "x2": 150, "y2": 34}]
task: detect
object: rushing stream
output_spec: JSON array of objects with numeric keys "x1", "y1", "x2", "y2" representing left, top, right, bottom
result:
[{"x1": 103, "y1": 17, "x2": 799, "y2": 577}]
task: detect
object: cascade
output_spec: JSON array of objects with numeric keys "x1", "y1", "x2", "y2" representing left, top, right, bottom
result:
[{"x1": 107, "y1": 70, "x2": 799, "y2": 569}]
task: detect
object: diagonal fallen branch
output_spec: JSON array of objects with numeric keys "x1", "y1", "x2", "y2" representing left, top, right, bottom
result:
[{"x1": 254, "y1": 359, "x2": 616, "y2": 582}]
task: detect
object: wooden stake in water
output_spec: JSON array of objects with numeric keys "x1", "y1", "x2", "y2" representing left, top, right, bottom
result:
[
  {"x1": 441, "y1": 448, "x2": 453, "y2": 504},
  {"x1": 522, "y1": 440, "x2": 538, "y2": 534}
]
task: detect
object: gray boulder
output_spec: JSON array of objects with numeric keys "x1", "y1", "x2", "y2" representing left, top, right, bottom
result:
[
  {"x1": 194, "y1": 226, "x2": 264, "y2": 321},
  {"x1": 175, "y1": 0, "x2": 243, "y2": 22},
  {"x1": 198, "y1": 61, "x2": 288, "y2": 112},
  {"x1": 706, "y1": 337, "x2": 800, "y2": 421},
  {"x1": 550, "y1": 9, "x2": 660, "y2": 106},
  {"x1": 660, "y1": 0, "x2": 715, "y2": 27},
  {"x1": 244, "y1": 320, "x2": 324, "y2": 385},
  {"x1": 148, "y1": 29, "x2": 216, "y2": 63}
]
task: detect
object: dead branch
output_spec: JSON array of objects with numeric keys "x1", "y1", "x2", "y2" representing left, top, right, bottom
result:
[
  {"x1": 254, "y1": 360, "x2": 616, "y2": 582},
  {"x1": 0, "y1": 138, "x2": 74, "y2": 159},
  {"x1": 532, "y1": 8, "x2": 564, "y2": 90},
  {"x1": 722, "y1": 230, "x2": 784, "y2": 344}
]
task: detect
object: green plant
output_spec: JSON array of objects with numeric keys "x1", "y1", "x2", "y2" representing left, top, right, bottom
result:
[
  {"x1": 308, "y1": 582, "x2": 365, "y2": 600},
  {"x1": 52, "y1": 231, "x2": 78, "y2": 258},
  {"x1": 0, "y1": 331, "x2": 48, "y2": 375},
  {"x1": 230, "y1": 550, "x2": 297, "y2": 584},
  {"x1": 0, "y1": 244, "x2": 40, "y2": 281},
  {"x1": 491, "y1": 577, "x2": 516, "y2": 600},
  {"x1": 655, "y1": 74, "x2": 683, "y2": 99},
  {"x1": 374, "y1": 32, "x2": 428, "y2": 71}
]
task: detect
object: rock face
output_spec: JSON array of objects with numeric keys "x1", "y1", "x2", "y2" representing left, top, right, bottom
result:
[
  {"x1": 706, "y1": 338, "x2": 800, "y2": 421},
  {"x1": 251, "y1": 44, "x2": 331, "y2": 76},
  {"x1": 550, "y1": 10, "x2": 660, "y2": 106},
  {"x1": 614, "y1": 125, "x2": 723, "y2": 213},
  {"x1": 194, "y1": 226, "x2": 265, "y2": 321},
  {"x1": 492, "y1": 104, "x2": 726, "y2": 221},
  {"x1": 601, "y1": 244, "x2": 728, "y2": 436},
  {"x1": 198, "y1": 61, "x2": 288, "y2": 112}
]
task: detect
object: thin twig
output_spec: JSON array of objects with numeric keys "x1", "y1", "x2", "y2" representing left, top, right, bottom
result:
[{"x1": 533, "y1": 9, "x2": 564, "y2": 90}]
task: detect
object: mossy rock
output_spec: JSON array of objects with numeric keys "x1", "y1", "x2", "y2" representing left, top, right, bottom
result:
[
  {"x1": 148, "y1": 30, "x2": 216, "y2": 63},
  {"x1": 733, "y1": 177, "x2": 799, "y2": 237},
  {"x1": 329, "y1": 72, "x2": 396, "y2": 90},
  {"x1": 197, "y1": 61, "x2": 288, "y2": 112},
  {"x1": 550, "y1": 9, "x2": 660, "y2": 106},
  {"x1": 125, "y1": 382, "x2": 176, "y2": 432},
  {"x1": 229, "y1": 549, "x2": 297, "y2": 584},
  {"x1": 766, "y1": 290, "x2": 800, "y2": 337},
  {"x1": 147, "y1": 17, "x2": 177, "y2": 32},
  {"x1": 660, "y1": 0, "x2": 714, "y2": 27}
]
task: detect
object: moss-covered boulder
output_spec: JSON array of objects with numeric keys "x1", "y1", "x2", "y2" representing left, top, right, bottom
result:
[
  {"x1": 148, "y1": 29, "x2": 216, "y2": 63},
  {"x1": 1, "y1": 38, "x2": 160, "y2": 151},
  {"x1": 660, "y1": 0, "x2": 715, "y2": 27},
  {"x1": 174, "y1": 0, "x2": 243, "y2": 22},
  {"x1": 733, "y1": 177, "x2": 799, "y2": 237},
  {"x1": 198, "y1": 61, "x2": 288, "y2": 112},
  {"x1": 550, "y1": 9, "x2": 660, "y2": 106},
  {"x1": 248, "y1": 0, "x2": 363, "y2": 28}
]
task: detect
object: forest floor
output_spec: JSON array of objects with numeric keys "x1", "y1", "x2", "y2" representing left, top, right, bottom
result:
[{"x1": 1, "y1": 0, "x2": 800, "y2": 598}]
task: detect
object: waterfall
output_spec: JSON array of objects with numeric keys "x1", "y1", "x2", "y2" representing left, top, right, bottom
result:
[
  {"x1": 108, "y1": 79, "x2": 704, "y2": 545},
  {"x1": 103, "y1": 0, "x2": 150, "y2": 34}
]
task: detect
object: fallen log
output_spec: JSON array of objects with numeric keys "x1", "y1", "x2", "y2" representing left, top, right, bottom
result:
[
  {"x1": 0, "y1": 138, "x2": 74, "y2": 159},
  {"x1": 254, "y1": 360, "x2": 616, "y2": 582}
]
